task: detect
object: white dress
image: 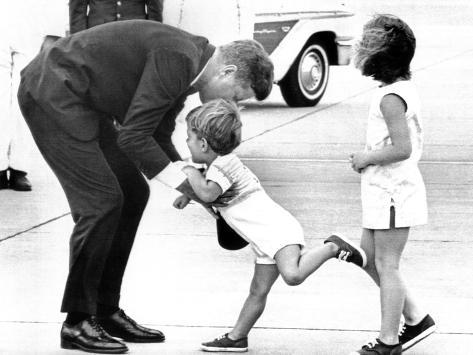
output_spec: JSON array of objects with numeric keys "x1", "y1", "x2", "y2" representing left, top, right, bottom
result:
[{"x1": 361, "y1": 80, "x2": 428, "y2": 229}]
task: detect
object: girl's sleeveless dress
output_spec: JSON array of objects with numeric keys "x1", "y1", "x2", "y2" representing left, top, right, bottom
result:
[{"x1": 361, "y1": 80, "x2": 428, "y2": 229}]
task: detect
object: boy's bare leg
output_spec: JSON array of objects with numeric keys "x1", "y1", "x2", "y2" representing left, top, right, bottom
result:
[
  {"x1": 274, "y1": 244, "x2": 337, "y2": 286},
  {"x1": 229, "y1": 264, "x2": 279, "y2": 340},
  {"x1": 360, "y1": 228, "x2": 427, "y2": 325}
]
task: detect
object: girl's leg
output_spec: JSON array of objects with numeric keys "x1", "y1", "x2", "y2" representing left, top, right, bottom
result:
[
  {"x1": 229, "y1": 264, "x2": 279, "y2": 340},
  {"x1": 360, "y1": 228, "x2": 426, "y2": 325},
  {"x1": 373, "y1": 227, "x2": 409, "y2": 345},
  {"x1": 274, "y1": 244, "x2": 337, "y2": 286}
]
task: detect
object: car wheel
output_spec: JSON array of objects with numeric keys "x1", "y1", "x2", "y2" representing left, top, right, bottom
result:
[{"x1": 279, "y1": 43, "x2": 329, "y2": 107}]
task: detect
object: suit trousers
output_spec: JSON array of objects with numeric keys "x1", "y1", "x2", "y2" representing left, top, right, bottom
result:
[{"x1": 18, "y1": 89, "x2": 150, "y2": 314}]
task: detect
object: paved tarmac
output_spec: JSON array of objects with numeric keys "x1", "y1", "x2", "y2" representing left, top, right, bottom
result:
[{"x1": 1, "y1": 1, "x2": 473, "y2": 354}]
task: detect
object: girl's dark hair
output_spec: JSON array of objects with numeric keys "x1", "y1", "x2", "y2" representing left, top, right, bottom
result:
[{"x1": 353, "y1": 14, "x2": 416, "y2": 84}]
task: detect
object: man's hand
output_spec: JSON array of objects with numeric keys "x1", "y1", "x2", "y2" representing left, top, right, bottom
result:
[{"x1": 173, "y1": 194, "x2": 191, "y2": 209}]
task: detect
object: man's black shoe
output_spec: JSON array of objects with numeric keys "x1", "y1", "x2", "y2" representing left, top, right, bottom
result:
[
  {"x1": 60, "y1": 316, "x2": 128, "y2": 354},
  {"x1": 98, "y1": 309, "x2": 165, "y2": 343},
  {"x1": 9, "y1": 169, "x2": 32, "y2": 191},
  {"x1": 0, "y1": 170, "x2": 8, "y2": 189}
]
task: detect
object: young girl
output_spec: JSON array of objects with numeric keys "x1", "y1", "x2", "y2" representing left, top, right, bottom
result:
[
  {"x1": 349, "y1": 14, "x2": 435, "y2": 355},
  {"x1": 173, "y1": 98, "x2": 367, "y2": 352}
]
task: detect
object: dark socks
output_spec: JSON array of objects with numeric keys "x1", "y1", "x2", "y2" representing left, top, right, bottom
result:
[
  {"x1": 65, "y1": 312, "x2": 89, "y2": 325},
  {"x1": 65, "y1": 304, "x2": 118, "y2": 324},
  {"x1": 97, "y1": 303, "x2": 119, "y2": 317}
]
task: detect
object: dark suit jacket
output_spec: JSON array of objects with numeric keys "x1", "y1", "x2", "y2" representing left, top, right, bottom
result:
[
  {"x1": 69, "y1": 0, "x2": 163, "y2": 34},
  {"x1": 20, "y1": 21, "x2": 215, "y2": 180}
]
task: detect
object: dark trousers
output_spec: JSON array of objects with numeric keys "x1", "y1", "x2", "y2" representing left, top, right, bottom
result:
[{"x1": 18, "y1": 91, "x2": 150, "y2": 314}]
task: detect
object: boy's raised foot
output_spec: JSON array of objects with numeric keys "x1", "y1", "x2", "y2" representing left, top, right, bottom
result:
[
  {"x1": 399, "y1": 314, "x2": 436, "y2": 350},
  {"x1": 324, "y1": 235, "x2": 367, "y2": 268},
  {"x1": 348, "y1": 339, "x2": 401, "y2": 355},
  {"x1": 201, "y1": 333, "x2": 248, "y2": 352}
]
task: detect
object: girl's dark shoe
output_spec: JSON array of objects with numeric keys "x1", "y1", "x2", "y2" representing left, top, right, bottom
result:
[
  {"x1": 399, "y1": 314, "x2": 436, "y2": 350},
  {"x1": 9, "y1": 168, "x2": 32, "y2": 191},
  {"x1": 349, "y1": 339, "x2": 402, "y2": 355}
]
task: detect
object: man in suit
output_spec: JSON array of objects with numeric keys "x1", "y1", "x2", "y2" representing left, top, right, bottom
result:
[
  {"x1": 18, "y1": 20, "x2": 273, "y2": 354},
  {"x1": 69, "y1": 0, "x2": 163, "y2": 34}
]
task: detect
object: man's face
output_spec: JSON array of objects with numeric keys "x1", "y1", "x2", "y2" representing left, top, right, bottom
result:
[{"x1": 199, "y1": 68, "x2": 255, "y2": 103}]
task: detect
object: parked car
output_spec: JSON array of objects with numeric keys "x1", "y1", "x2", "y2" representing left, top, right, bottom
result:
[
  {"x1": 254, "y1": 1, "x2": 359, "y2": 107},
  {"x1": 164, "y1": 0, "x2": 360, "y2": 107}
]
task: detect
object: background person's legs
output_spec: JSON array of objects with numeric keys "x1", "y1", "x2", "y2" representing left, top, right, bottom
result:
[
  {"x1": 0, "y1": 42, "x2": 12, "y2": 175},
  {"x1": 0, "y1": 42, "x2": 12, "y2": 189},
  {"x1": 9, "y1": 49, "x2": 33, "y2": 174}
]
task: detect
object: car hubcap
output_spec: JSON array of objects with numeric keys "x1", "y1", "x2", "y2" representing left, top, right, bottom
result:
[
  {"x1": 300, "y1": 53, "x2": 322, "y2": 92},
  {"x1": 298, "y1": 45, "x2": 327, "y2": 99}
]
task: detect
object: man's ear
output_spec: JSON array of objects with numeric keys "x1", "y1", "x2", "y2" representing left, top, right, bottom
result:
[{"x1": 220, "y1": 64, "x2": 237, "y2": 77}]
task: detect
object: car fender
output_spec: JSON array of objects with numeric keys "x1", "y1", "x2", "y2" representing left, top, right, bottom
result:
[{"x1": 264, "y1": 13, "x2": 356, "y2": 82}]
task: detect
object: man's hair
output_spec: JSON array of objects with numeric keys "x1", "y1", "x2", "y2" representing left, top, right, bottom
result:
[
  {"x1": 218, "y1": 39, "x2": 274, "y2": 101},
  {"x1": 186, "y1": 99, "x2": 242, "y2": 155},
  {"x1": 353, "y1": 14, "x2": 416, "y2": 84}
]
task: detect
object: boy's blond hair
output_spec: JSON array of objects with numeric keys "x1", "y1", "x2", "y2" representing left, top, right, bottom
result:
[{"x1": 186, "y1": 99, "x2": 242, "y2": 155}]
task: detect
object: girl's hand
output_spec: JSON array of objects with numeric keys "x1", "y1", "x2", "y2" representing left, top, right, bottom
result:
[
  {"x1": 173, "y1": 195, "x2": 191, "y2": 209},
  {"x1": 349, "y1": 152, "x2": 370, "y2": 173}
]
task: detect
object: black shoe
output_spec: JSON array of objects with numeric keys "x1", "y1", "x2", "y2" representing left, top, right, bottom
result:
[
  {"x1": 201, "y1": 333, "x2": 248, "y2": 352},
  {"x1": 60, "y1": 316, "x2": 128, "y2": 354},
  {"x1": 9, "y1": 169, "x2": 32, "y2": 191},
  {"x1": 399, "y1": 314, "x2": 436, "y2": 350},
  {"x1": 324, "y1": 234, "x2": 367, "y2": 268},
  {"x1": 98, "y1": 309, "x2": 165, "y2": 343},
  {"x1": 0, "y1": 170, "x2": 8, "y2": 189},
  {"x1": 349, "y1": 338, "x2": 402, "y2": 355}
]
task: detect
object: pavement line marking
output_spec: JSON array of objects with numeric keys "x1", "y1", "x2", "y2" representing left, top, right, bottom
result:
[
  {"x1": 242, "y1": 157, "x2": 473, "y2": 165},
  {"x1": 0, "y1": 212, "x2": 71, "y2": 243},
  {"x1": 242, "y1": 48, "x2": 473, "y2": 144},
  {"x1": 242, "y1": 84, "x2": 377, "y2": 144},
  {"x1": 414, "y1": 47, "x2": 473, "y2": 74},
  {"x1": 0, "y1": 320, "x2": 471, "y2": 336}
]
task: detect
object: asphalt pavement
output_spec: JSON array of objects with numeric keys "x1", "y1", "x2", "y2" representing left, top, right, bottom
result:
[{"x1": 1, "y1": 1, "x2": 473, "y2": 354}]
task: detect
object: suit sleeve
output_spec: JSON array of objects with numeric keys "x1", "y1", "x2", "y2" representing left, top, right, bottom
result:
[
  {"x1": 69, "y1": 0, "x2": 89, "y2": 34},
  {"x1": 146, "y1": 0, "x2": 163, "y2": 22},
  {"x1": 117, "y1": 50, "x2": 194, "y2": 179}
]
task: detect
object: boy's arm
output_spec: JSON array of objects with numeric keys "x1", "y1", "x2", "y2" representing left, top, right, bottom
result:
[
  {"x1": 173, "y1": 194, "x2": 191, "y2": 209},
  {"x1": 182, "y1": 166, "x2": 223, "y2": 203}
]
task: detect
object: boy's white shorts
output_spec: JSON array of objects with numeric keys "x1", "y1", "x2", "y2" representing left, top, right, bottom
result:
[{"x1": 219, "y1": 191, "x2": 305, "y2": 264}]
